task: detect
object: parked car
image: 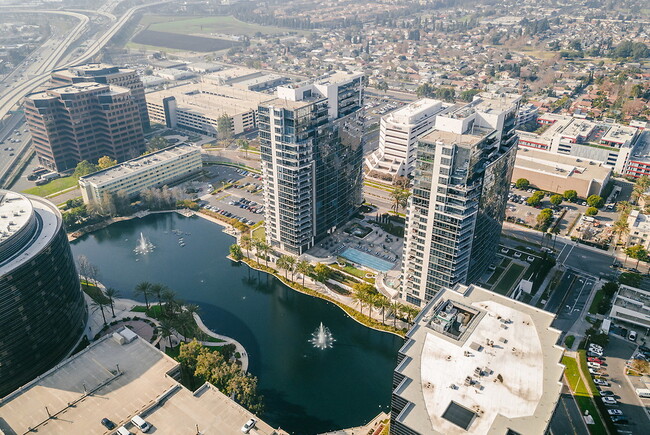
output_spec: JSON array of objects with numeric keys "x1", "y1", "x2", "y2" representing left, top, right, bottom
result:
[
  {"x1": 607, "y1": 409, "x2": 623, "y2": 416},
  {"x1": 588, "y1": 362, "x2": 602, "y2": 369},
  {"x1": 241, "y1": 418, "x2": 256, "y2": 433},
  {"x1": 589, "y1": 368, "x2": 601, "y2": 375},
  {"x1": 600, "y1": 390, "x2": 615, "y2": 397},
  {"x1": 611, "y1": 416, "x2": 628, "y2": 425},
  {"x1": 628, "y1": 331, "x2": 637, "y2": 342},
  {"x1": 101, "y1": 418, "x2": 116, "y2": 430},
  {"x1": 601, "y1": 396, "x2": 617, "y2": 405},
  {"x1": 593, "y1": 378, "x2": 609, "y2": 386},
  {"x1": 588, "y1": 357, "x2": 605, "y2": 364}
]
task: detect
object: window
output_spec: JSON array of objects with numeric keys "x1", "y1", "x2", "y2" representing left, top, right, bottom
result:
[{"x1": 442, "y1": 401, "x2": 477, "y2": 430}]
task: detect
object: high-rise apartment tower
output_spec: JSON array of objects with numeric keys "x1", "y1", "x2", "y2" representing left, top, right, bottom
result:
[
  {"x1": 259, "y1": 72, "x2": 364, "y2": 254},
  {"x1": 401, "y1": 92, "x2": 521, "y2": 307}
]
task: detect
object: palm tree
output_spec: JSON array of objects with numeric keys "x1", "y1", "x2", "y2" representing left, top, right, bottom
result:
[
  {"x1": 157, "y1": 319, "x2": 175, "y2": 349},
  {"x1": 161, "y1": 288, "x2": 177, "y2": 317},
  {"x1": 277, "y1": 255, "x2": 289, "y2": 278},
  {"x1": 390, "y1": 301, "x2": 402, "y2": 327},
  {"x1": 105, "y1": 287, "x2": 120, "y2": 318},
  {"x1": 377, "y1": 296, "x2": 391, "y2": 324},
  {"x1": 612, "y1": 219, "x2": 630, "y2": 254},
  {"x1": 403, "y1": 305, "x2": 420, "y2": 325},
  {"x1": 257, "y1": 241, "x2": 271, "y2": 268},
  {"x1": 150, "y1": 283, "x2": 166, "y2": 310},
  {"x1": 616, "y1": 201, "x2": 632, "y2": 215},
  {"x1": 352, "y1": 288, "x2": 370, "y2": 316},
  {"x1": 252, "y1": 240, "x2": 263, "y2": 265},
  {"x1": 91, "y1": 299, "x2": 108, "y2": 326},
  {"x1": 285, "y1": 256, "x2": 296, "y2": 280},
  {"x1": 296, "y1": 260, "x2": 312, "y2": 286},
  {"x1": 240, "y1": 235, "x2": 252, "y2": 258},
  {"x1": 134, "y1": 281, "x2": 152, "y2": 309}
]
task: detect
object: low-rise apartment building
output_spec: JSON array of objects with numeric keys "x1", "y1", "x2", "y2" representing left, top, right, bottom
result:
[
  {"x1": 609, "y1": 284, "x2": 650, "y2": 329},
  {"x1": 79, "y1": 144, "x2": 202, "y2": 204}
]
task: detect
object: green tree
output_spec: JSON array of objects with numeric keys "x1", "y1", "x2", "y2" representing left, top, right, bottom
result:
[
  {"x1": 587, "y1": 195, "x2": 604, "y2": 208},
  {"x1": 313, "y1": 263, "x2": 331, "y2": 282},
  {"x1": 230, "y1": 244, "x2": 244, "y2": 261},
  {"x1": 390, "y1": 187, "x2": 411, "y2": 214},
  {"x1": 240, "y1": 235, "x2": 252, "y2": 258},
  {"x1": 150, "y1": 283, "x2": 167, "y2": 310},
  {"x1": 563, "y1": 190, "x2": 578, "y2": 201},
  {"x1": 625, "y1": 244, "x2": 648, "y2": 268},
  {"x1": 217, "y1": 113, "x2": 233, "y2": 141},
  {"x1": 97, "y1": 155, "x2": 117, "y2": 169},
  {"x1": 515, "y1": 178, "x2": 530, "y2": 189},
  {"x1": 376, "y1": 81, "x2": 389, "y2": 93},
  {"x1": 416, "y1": 82, "x2": 435, "y2": 98},
  {"x1": 73, "y1": 160, "x2": 99, "y2": 178},
  {"x1": 549, "y1": 194, "x2": 563, "y2": 206},
  {"x1": 237, "y1": 139, "x2": 250, "y2": 158},
  {"x1": 536, "y1": 208, "x2": 554, "y2": 228},
  {"x1": 134, "y1": 281, "x2": 153, "y2": 309},
  {"x1": 585, "y1": 207, "x2": 599, "y2": 216},
  {"x1": 147, "y1": 136, "x2": 169, "y2": 152},
  {"x1": 157, "y1": 319, "x2": 175, "y2": 348},
  {"x1": 527, "y1": 192, "x2": 544, "y2": 207},
  {"x1": 612, "y1": 219, "x2": 630, "y2": 249}
]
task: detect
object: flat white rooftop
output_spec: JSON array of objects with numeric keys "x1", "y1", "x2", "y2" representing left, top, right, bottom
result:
[
  {"x1": 385, "y1": 98, "x2": 446, "y2": 125},
  {"x1": 394, "y1": 284, "x2": 564, "y2": 434},
  {"x1": 79, "y1": 144, "x2": 200, "y2": 187},
  {"x1": 147, "y1": 82, "x2": 273, "y2": 118},
  {"x1": 0, "y1": 329, "x2": 282, "y2": 435}
]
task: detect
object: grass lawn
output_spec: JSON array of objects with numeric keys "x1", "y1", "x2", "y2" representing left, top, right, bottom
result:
[
  {"x1": 562, "y1": 355, "x2": 589, "y2": 395},
  {"x1": 81, "y1": 281, "x2": 109, "y2": 304},
  {"x1": 252, "y1": 225, "x2": 265, "y2": 242},
  {"x1": 22, "y1": 176, "x2": 77, "y2": 197},
  {"x1": 588, "y1": 290, "x2": 605, "y2": 314},
  {"x1": 125, "y1": 41, "x2": 185, "y2": 53},
  {"x1": 493, "y1": 263, "x2": 525, "y2": 295},
  {"x1": 562, "y1": 354, "x2": 607, "y2": 435},
  {"x1": 142, "y1": 15, "x2": 311, "y2": 36}
]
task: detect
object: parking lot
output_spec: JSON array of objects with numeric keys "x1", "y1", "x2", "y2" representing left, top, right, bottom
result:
[
  {"x1": 506, "y1": 186, "x2": 620, "y2": 236},
  {"x1": 199, "y1": 165, "x2": 265, "y2": 225},
  {"x1": 591, "y1": 337, "x2": 650, "y2": 433}
]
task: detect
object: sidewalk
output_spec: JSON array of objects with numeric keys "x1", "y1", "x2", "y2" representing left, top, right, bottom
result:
[{"x1": 83, "y1": 278, "x2": 250, "y2": 372}]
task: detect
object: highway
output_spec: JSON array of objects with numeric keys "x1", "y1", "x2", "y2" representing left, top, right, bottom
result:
[{"x1": 0, "y1": 0, "x2": 172, "y2": 182}]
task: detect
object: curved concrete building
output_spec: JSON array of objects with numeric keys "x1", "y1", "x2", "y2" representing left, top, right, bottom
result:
[{"x1": 0, "y1": 190, "x2": 87, "y2": 397}]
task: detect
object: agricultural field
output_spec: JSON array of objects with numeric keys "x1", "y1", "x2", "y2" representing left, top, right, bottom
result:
[
  {"x1": 131, "y1": 30, "x2": 238, "y2": 52},
  {"x1": 138, "y1": 15, "x2": 310, "y2": 37}
]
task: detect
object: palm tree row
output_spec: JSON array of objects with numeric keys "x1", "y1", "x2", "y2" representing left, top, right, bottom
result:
[
  {"x1": 133, "y1": 281, "x2": 202, "y2": 344},
  {"x1": 352, "y1": 282, "x2": 419, "y2": 327}
]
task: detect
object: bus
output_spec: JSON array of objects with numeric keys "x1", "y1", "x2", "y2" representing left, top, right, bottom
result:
[{"x1": 635, "y1": 388, "x2": 650, "y2": 398}]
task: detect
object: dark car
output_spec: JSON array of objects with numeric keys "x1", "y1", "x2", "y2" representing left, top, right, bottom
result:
[{"x1": 101, "y1": 418, "x2": 116, "y2": 430}]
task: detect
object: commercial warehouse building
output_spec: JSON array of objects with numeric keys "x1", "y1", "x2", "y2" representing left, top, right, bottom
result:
[
  {"x1": 0, "y1": 328, "x2": 284, "y2": 434},
  {"x1": 79, "y1": 144, "x2": 203, "y2": 205},
  {"x1": 512, "y1": 147, "x2": 611, "y2": 198},
  {"x1": 0, "y1": 190, "x2": 87, "y2": 397},
  {"x1": 391, "y1": 284, "x2": 564, "y2": 435},
  {"x1": 146, "y1": 82, "x2": 273, "y2": 136}
]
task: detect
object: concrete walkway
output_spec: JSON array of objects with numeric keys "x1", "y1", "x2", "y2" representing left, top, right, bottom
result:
[{"x1": 83, "y1": 278, "x2": 250, "y2": 372}]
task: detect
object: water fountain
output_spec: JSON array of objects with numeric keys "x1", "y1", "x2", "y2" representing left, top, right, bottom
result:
[
  {"x1": 134, "y1": 232, "x2": 155, "y2": 254},
  {"x1": 309, "y1": 322, "x2": 335, "y2": 349}
]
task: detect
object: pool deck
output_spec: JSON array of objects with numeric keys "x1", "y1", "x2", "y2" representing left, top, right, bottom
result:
[{"x1": 306, "y1": 218, "x2": 404, "y2": 273}]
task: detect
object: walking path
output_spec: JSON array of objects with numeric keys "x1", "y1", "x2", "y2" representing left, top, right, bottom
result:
[{"x1": 83, "y1": 278, "x2": 249, "y2": 372}]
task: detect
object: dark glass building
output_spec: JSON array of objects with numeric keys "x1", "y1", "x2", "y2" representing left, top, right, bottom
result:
[
  {"x1": 0, "y1": 190, "x2": 87, "y2": 397},
  {"x1": 260, "y1": 71, "x2": 364, "y2": 254},
  {"x1": 401, "y1": 92, "x2": 521, "y2": 307}
]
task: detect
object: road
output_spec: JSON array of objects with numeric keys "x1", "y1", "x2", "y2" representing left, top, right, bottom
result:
[
  {"x1": 0, "y1": 0, "x2": 173, "y2": 182},
  {"x1": 550, "y1": 272, "x2": 595, "y2": 334},
  {"x1": 549, "y1": 391, "x2": 590, "y2": 435}
]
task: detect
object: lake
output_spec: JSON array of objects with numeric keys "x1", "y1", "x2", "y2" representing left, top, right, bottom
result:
[{"x1": 71, "y1": 213, "x2": 402, "y2": 434}]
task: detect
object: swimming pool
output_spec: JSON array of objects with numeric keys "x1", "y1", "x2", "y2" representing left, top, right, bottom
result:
[{"x1": 340, "y1": 247, "x2": 395, "y2": 272}]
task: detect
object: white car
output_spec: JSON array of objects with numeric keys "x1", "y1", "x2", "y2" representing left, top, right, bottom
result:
[
  {"x1": 587, "y1": 362, "x2": 601, "y2": 369},
  {"x1": 241, "y1": 418, "x2": 256, "y2": 433},
  {"x1": 593, "y1": 378, "x2": 609, "y2": 386},
  {"x1": 588, "y1": 368, "x2": 600, "y2": 375},
  {"x1": 601, "y1": 396, "x2": 617, "y2": 405},
  {"x1": 607, "y1": 409, "x2": 623, "y2": 416}
]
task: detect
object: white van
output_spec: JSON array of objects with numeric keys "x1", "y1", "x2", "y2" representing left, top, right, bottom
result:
[
  {"x1": 130, "y1": 415, "x2": 151, "y2": 433},
  {"x1": 636, "y1": 388, "x2": 650, "y2": 398},
  {"x1": 116, "y1": 427, "x2": 133, "y2": 435}
]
